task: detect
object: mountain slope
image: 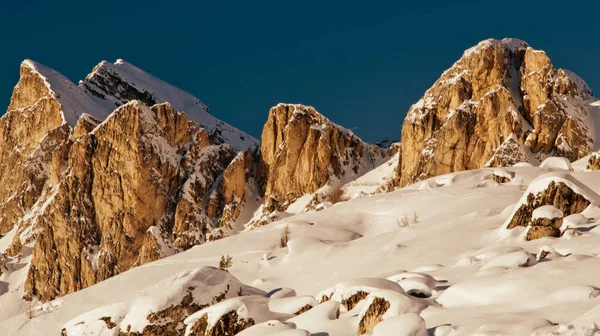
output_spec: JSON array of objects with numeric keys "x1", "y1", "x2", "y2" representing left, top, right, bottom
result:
[{"x1": 3, "y1": 161, "x2": 600, "y2": 335}]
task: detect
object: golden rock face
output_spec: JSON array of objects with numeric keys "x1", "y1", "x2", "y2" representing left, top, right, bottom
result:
[
  {"x1": 396, "y1": 39, "x2": 594, "y2": 187},
  {"x1": 257, "y1": 103, "x2": 369, "y2": 213},
  {"x1": 0, "y1": 63, "x2": 255, "y2": 301}
]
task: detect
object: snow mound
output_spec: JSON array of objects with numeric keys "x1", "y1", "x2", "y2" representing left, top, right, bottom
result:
[
  {"x1": 539, "y1": 157, "x2": 574, "y2": 171},
  {"x1": 478, "y1": 250, "x2": 534, "y2": 271},
  {"x1": 287, "y1": 301, "x2": 342, "y2": 335},
  {"x1": 372, "y1": 313, "x2": 428, "y2": 336},
  {"x1": 386, "y1": 272, "x2": 438, "y2": 298},
  {"x1": 268, "y1": 296, "x2": 317, "y2": 315},
  {"x1": 532, "y1": 205, "x2": 564, "y2": 220},
  {"x1": 236, "y1": 320, "x2": 309, "y2": 336}
]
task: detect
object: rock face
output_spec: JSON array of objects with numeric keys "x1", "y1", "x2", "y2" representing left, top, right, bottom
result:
[
  {"x1": 0, "y1": 60, "x2": 259, "y2": 303},
  {"x1": 396, "y1": 38, "x2": 598, "y2": 187},
  {"x1": 22, "y1": 102, "x2": 256, "y2": 301},
  {"x1": 257, "y1": 104, "x2": 384, "y2": 216}
]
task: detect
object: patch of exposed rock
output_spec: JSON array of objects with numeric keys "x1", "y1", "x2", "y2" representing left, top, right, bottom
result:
[
  {"x1": 357, "y1": 297, "x2": 390, "y2": 335},
  {"x1": 587, "y1": 152, "x2": 600, "y2": 171},
  {"x1": 397, "y1": 38, "x2": 596, "y2": 187}
]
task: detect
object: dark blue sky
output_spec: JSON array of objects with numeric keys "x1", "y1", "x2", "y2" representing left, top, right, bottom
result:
[{"x1": 1, "y1": 1, "x2": 599, "y2": 142}]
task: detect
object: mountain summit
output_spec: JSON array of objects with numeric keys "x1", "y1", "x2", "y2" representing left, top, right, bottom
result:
[{"x1": 395, "y1": 38, "x2": 599, "y2": 186}]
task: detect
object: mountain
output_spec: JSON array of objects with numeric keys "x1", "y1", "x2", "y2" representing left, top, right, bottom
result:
[
  {"x1": 3, "y1": 38, "x2": 600, "y2": 335},
  {"x1": 395, "y1": 38, "x2": 600, "y2": 186},
  {"x1": 0, "y1": 59, "x2": 265, "y2": 313},
  {"x1": 0, "y1": 59, "x2": 389, "y2": 321}
]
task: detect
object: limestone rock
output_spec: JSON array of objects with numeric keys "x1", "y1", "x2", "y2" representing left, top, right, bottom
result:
[
  {"x1": 257, "y1": 104, "x2": 383, "y2": 216},
  {"x1": 506, "y1": 181, "x2": 590, "y2": 231},
  {"x1": 0, "y1": 59, "x2": 259, "y2": 303},
  {"x1": 396, "y1": 38, "x2": 597, "y2": 187}
]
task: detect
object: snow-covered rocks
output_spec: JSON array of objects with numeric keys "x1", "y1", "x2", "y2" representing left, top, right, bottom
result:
[
  {"x1": 540, "y1": 157, "x2": 574, "y2": 171},
  {"x1": 316, "y1": 278, "x2": 406, "y2": 310},
  {"x1": 492, "y1": 168, "x2": 513, "y2": 183},
  {"x1": 183, "y1": 296, "x2": 287, "y2": 336},
  {"x1": 62, "y1": 267, "x2": 264, "y2": 336},
  {"x1": 587, "y1": 152, "x2": 600, "y2": 171},
  {"x1": 505, "y1": 172, "x2": 598, "y2": 240}
]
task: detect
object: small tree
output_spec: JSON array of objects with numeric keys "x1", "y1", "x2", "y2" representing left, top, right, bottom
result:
[
  {"x1": 280, "y1": 225, "x2": 291, "y2": 248},
  {"x1": 219, "y1": 255, "x2": 233, "y2": 271},
  {"x1": 412, "y1": 211, "x2": 419, "y2": 224},
  {"x1": 518, "y1": 179, "x2": 527, "y2": 191},
  {"x1": 399, "y1": 214, "x2": 410, "y2": 227},
  {"x1": 24, "y1": 296, "x2": 34, "y2": 320},
  {"x1": 329, "y1": 186, "x2": 345, "y2": 204}
]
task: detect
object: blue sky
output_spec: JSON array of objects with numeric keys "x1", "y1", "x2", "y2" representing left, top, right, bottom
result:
[{"x1": 1, "y1": 1, "x2": 599, "y2": 142}]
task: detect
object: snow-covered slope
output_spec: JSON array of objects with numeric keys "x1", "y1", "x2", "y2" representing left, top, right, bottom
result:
[
  {"x1": 19, "y1": 60, "x2": 111, "y2": 126},
  {"x1": 81, "y1": 59, "x2": 258, "y2": 151},
  {"x1": 4, "y1": 161, "x2": 600, "y2": 335}
]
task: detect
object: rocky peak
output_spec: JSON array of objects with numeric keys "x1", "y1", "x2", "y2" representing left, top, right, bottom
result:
[
  {"x1": 80, "y1": 59, "x2": 258, "y2": 151},
  {"x1": 396, "y1": 38, "x2": 598, "y2": 187},
  {"x1": 0, "y1": 58, "x2": 263, "y2": 306},
  {"x1": 257, "y1": 103, "x2": 385, "y2": 217}
]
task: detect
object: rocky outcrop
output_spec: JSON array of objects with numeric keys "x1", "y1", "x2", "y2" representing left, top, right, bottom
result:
[
  {"x1": 505, "y1": 174, "x2": 597, "y2": 240},
  {"x1": 396, "y1": 38, "x2": 597, "y2": 186},
  {"x1": 506, "y1": 181, "x2": 590, "y2": 231},
  {"x1": 257, "y1": 104, "x2": 384, "y2": 217}
]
